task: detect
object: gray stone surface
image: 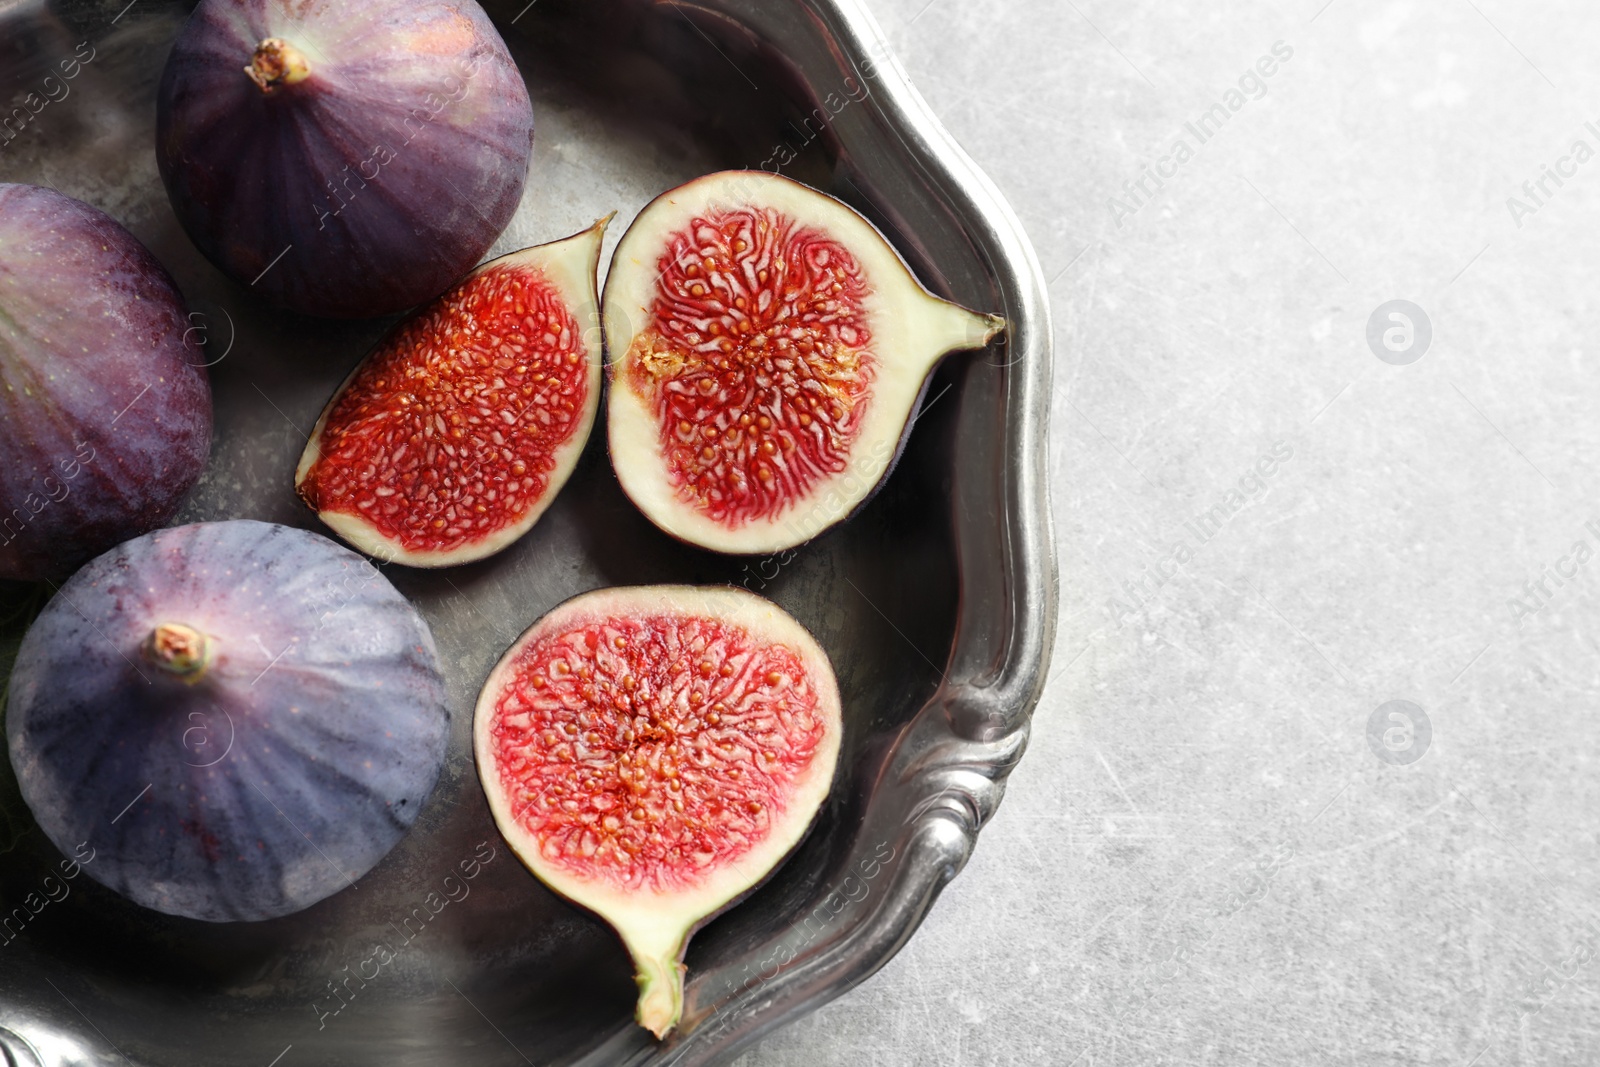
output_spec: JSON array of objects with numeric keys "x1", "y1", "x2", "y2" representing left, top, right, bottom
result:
[{"x1": 739, "y1": 0, "x2": 1600, "y2": 1063}]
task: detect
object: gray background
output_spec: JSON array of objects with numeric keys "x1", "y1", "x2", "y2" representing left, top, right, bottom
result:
[{"x1": 741, "y1": 0, "x2": 1600, "y2": 1064}]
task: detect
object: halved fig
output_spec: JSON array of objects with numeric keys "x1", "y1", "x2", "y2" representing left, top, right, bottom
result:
[
  {"x1": 295, "y1": 219, "x2": 609, "y2": 567},
  {"x1": 474, "y1": 585, "x2": 842, "y2": 1038},
  {"x1": 604, "y1": 171, "x2": 1005, "y2": 555}
]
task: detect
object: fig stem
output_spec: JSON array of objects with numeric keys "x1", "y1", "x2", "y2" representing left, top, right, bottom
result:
[
  {"x1": 245, "y1": 38, "x2": 311, "y2": 93},
  {"x1": 626, "y1": 931, "x2": 687, "y2": 1039},
  {"x1": 142, "y1": 623, "x2": 214, "y2": 684}
]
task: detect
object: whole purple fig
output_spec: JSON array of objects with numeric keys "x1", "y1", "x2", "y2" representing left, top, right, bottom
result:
[
  {"x1": 7, "y1": 520, "x2": 449, "y2": 922},
  {"x1": 0, "y1": 183, "x2": 212, "y2": 583},
  {"x1": 156, "y1": 0, "x2": 536, "y2": 319}
]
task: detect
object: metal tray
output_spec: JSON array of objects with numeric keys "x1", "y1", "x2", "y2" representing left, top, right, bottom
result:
[{"x1": 0, "y1": 0, "x2": 1055, "y2": 1063}]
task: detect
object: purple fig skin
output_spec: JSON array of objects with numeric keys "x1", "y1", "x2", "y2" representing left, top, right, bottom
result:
[
  {"x1": 0, "y1": 183, "x2": 212, "y2": 583},
  {"x1": 6, "y1": 520, "x2": 450, "y2": 923},
  {"x1": 156, "y1": 0, "x2": 535, "y2": 319}
]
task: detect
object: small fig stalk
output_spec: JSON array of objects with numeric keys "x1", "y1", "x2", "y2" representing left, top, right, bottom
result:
[
  {"x1": 142, "y1": 622, "x2": 214, "y2": 684},
  {"x1": 628, "y1": 928, "x2": 688, "y2": 1039},
  {"x1": 244, "y1": 38, "x2": 311, "y2": 92}
]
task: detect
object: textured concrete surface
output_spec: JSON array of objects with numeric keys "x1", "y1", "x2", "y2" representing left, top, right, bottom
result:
[{"x1": 739, "y1": 1, "x2": 1600, "y2": 1064}]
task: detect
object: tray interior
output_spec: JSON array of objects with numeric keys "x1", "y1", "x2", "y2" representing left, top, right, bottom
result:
[{"x1": 0, "y1": 1, "x2": 1001, "y2": 1064}]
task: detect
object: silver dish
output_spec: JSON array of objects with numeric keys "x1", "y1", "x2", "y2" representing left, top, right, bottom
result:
[{"x1": 0, "y1": 0, "x2": 1055, "y2": 1062}]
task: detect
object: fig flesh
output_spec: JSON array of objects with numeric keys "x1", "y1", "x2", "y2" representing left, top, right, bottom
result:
[
  {"x1": 295, "y1": 219, "x2": 609, "y2": 567},
  {"x1": 604, "y1": 171, "x2": 1004, "y2": 554},
  {"x1": 156, "y1": 0, "x2": 535, "y2": 318},
  {"x1": 474, "y1": 585, "x2": 842, "y2": 1037},
  {"x1": 6, "y1": 520, "x2": 450, "y2": 922},
  {"x1": 0, "y1": 183, "x2": 212, "y2": 582}
]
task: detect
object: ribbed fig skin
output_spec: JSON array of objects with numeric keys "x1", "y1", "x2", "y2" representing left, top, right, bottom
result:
[
  {"x1": 6, "y1": 520, "x2": 450, "y2": 923},
  {"x1": 156, "y1": 0, "x2": 535, "y2": 318},
  {"x1": 0, "y1": 184, "x2": 212, "y2": 582}
]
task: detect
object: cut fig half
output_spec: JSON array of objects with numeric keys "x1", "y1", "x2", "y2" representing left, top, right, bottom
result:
[
  {"x1": 604, "y1": 171, "x2": 1005, "y2": 555},
  {"x1": 295, "y1": 217, "x2": 611, "y2": 567},
  {"x1": 474, "y1": 585, "x2": 843, "y2": 1038}
]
